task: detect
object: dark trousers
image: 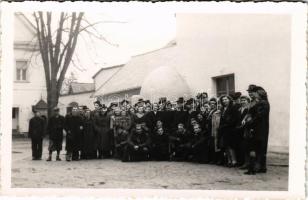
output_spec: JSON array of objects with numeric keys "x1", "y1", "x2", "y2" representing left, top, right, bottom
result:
[
  {"x1": 31, "y1": 138, "x2": 43, "y2": 159},
  {"x1": 126, "y1": 145, "x2": 150, "y2": 161}
]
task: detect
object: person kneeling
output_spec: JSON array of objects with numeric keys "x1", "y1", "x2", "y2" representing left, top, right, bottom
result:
[
  {"x1": 151, "y1": 122, "x2": 169, "y2": 161},
  {"x1": 125, "y1": 124, "x2": 151, "y2": 162},
  {"x1": 187, "y1": 123, "x2": 208, "y2": 163}
]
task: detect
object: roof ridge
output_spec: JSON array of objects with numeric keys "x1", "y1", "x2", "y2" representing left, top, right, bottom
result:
[
  {"x1": 131, "y1": 40, "x2": 176, "y2": 58},
  {"x1": 91, "y1": 66, "x2": 124, "y2": 97}
]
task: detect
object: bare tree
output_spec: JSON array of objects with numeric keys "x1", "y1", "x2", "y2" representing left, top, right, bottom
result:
[{"x1": 33, "y1": 11, "x2": 84, "y2": 118}]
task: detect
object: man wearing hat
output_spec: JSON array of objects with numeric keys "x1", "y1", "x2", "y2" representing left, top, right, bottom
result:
[
  {"x1": 28, "y1": 110, "x2": 46, "y2": 160},
  {"x1": 172, "y1": 97, "x2": 188, "y2": 132},
  {"x1": 46, "y1": 107, "x2": 65, "y2": 161}
]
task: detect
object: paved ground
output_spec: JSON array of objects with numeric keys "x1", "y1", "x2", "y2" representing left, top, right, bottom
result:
[{"x1": 12, "y1": 138, "x2": 288, "y2": 190}]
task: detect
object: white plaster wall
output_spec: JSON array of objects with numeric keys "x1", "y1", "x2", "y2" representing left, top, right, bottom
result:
[
  {"x1": 59, "y1": 92, "x2": 95, "y2": 115},
  {"x1": 173, "y1": 14, "x2": 291, "y2": 148}
]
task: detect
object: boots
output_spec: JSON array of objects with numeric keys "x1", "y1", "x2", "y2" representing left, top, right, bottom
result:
[
  {"x1": 56, "y1": 155, "x2": 61, "y2": 161},
  {"x1": 46, "y1": 155, "x2": 52, "y2": 161},
  {"x1": 244, "y1": 155, "x2": 256, "y2": 175}
]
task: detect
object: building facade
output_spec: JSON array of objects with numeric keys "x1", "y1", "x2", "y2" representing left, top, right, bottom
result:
[
  {"x1": 13, "y1": 13, "x2": 47, "y2": 134},
  {"x1": 93, "y1": 14, "x2": 291, "y2": 151}
]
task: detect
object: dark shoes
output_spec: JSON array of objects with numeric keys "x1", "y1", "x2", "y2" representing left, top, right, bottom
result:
[
  {"x1": 244, "y1": 170, "x2": 256, "y2": 175},
  {"x1": 239, "y1": 165, "x2": 249, "y2": 170},
  {"x1": 46, "y1": 156, "x2": 52, "y2": 161},
  {"x1": 256, "y1": 168, "x2": 267, "y2": 173},
  {"x1": 56, "y1": 156, "x2": 61, "y2": 161}
]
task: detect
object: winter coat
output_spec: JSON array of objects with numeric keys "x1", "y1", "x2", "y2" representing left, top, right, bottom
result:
[
  {"x1": 64, "y1": 114, "x2": 84, "y2": 152},
  {"x1": 47, "y1": 115, "x2": 65, "y2": 141},
  {"x1": 28, "y1": 116, "x2": 45, "y2": 139}
]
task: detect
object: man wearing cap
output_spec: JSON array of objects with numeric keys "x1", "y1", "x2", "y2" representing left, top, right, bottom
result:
[
  {"x1": 46, "y1": 107, "x2": 65, "y2": 161},
  {"x1": 28, "y1": 110, "x2": 46, "y2": 160}
]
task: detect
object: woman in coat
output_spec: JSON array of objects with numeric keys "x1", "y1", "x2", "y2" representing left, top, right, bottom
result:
[
  {"x1": 218, "y1": 95, "x2": 238, "y2": 167},
  {"x1": 242, "y1": 86, "x2": 270, "y2": 174}
]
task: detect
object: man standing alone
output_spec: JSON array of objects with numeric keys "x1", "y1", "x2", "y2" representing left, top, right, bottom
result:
[{"x1": 28, "y1": 110, "x2": 45, "y2": 160}]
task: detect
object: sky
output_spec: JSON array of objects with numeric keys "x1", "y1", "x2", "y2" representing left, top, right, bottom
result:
[{"x1": 67, "y1": 12, "x2": 176, "y2": 83}]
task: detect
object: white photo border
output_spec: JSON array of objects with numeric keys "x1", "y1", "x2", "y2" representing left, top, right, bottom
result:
[{"x1": 0, "y1": 1, "x2": 306, "y2": 199}]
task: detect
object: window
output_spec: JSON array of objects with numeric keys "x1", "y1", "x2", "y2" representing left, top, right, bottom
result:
[
  {"x1": 214, "y1": 74, "x2": 235, "y2": 97},
  {"x1": 16, "y1": 61, "x2": 28, "y2": 81}
]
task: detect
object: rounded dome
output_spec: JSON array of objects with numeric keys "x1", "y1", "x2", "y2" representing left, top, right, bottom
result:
[{"x1": 140, "y1": 66, "x2": 191, "y2": 103}]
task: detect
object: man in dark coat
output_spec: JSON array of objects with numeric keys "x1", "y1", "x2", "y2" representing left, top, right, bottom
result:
[
  {"x1": 186, "y1": 123, "x2": 208, "y2": 163},
  {"x1": 82, "y1": 108, "x2": 96, "y2": 159},
  {"x1": 47, "y1": 107, "x2": 65, "y2": 161},
  {"x1": 125, "y1": 123, "x2": 151, "y2": 161},
  {"x1": 93, "y1": 104, "x2": 112, "y2": 159},
  {"x1": 28, "y1": 110, "x2": 45, "y2": 160},
  {"x1": 151, "y1": 126, "x2": 169, "y2": 161},
  {"x1": 145, "y1": 103, "x2": 162, "y2": 132},
  {"x1": 169, "y1": 123, "x2": 190, "y2": 161},
  {"x1": 172, "y1": 97, "x2": 188, "y2": 132},
  {"x1": 65, "y1": 106, "x2": 84, "y2": 161}
]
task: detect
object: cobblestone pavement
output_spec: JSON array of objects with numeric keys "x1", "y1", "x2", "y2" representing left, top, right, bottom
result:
[{"x1": 11, "y1": 138, "x2": 288, "y2": 190}]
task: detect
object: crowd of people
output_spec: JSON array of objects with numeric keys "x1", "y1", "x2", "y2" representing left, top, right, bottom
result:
[{"x1": 28, "y1": 84, "x2": 270, "y2": 175}]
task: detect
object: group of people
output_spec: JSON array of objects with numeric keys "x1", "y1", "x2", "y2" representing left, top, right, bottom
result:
[{"x1": 28, "y1": 84, "x2": 270, "y2": 175}]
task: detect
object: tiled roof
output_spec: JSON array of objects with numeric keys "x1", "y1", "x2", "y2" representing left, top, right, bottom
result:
[
  {"x1": 94, "y1": 41, "x2": 177, "y2": 97},
  {"x1": 62, "y1": 82, "x2": 95, "y2": 96},
  {"x1": 34, "y1": 99, "x2": 48, "y2": 109}
]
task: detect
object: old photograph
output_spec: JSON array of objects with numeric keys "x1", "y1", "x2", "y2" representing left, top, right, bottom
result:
[{"x1": 0, "y1": 2, "x2": 305, "y2": 197}]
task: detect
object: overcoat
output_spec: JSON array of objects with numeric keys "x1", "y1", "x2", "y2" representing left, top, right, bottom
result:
[
  {"x1": 218, "y1": 104, "x2": 238, "y2": 149},
  {"x1": 93, "y1": 112, "x2": 112, "y2": 151},
  {"x1": 47, "y1": 115, "x2": 65, "y2": 151},
  {"x1": 82, "y1": 117, "x2": 96, "y2": 157},
  {"x1": 28, "y1": 116, "x2": 45, "y2": 139},
  {"x1": 64, "y1": 114, "x2": 84, "y2": 152}
]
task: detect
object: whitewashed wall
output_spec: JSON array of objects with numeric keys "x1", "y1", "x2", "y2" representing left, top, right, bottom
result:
[{"x1": 173, "y1": 14, "x2": 291, "y2": 149}]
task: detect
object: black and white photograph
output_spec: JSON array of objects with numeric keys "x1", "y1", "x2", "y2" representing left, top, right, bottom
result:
[{"x1": 0, "y1": 1, "x2": 306, "y2": 199}]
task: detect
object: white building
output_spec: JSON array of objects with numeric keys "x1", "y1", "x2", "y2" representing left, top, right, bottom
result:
[
  {"x1": 12, "y1": 13, "x2": 47, "y2": 134},
  {"x1": 59, "y1": 82, "x2": 95, "y2": 114},
  {"x1": 93, "y1": 14, "x2": 291, "y2": 152},
  {"x1": 12, "y1": 14, "x2": 96, "y2": 134}
]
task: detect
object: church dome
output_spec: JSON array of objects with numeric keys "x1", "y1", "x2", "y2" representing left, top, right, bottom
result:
[{"x1": 140, "y1": 66, "x2": 191, "y2": 103}]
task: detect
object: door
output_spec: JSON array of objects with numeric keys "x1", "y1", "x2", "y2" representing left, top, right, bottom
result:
[{"x1": 12, "y1": 107, "x2": 19, "y2": 130}]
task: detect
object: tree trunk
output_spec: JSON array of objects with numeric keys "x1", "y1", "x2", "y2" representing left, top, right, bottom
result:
[{"x1": 47, "y1": 82, "x2": 59, "y2": 119}]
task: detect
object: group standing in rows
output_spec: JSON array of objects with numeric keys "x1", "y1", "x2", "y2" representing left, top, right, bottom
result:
[{"x1": 28, "y1": 84, "x2": 270, "y2": 175}]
